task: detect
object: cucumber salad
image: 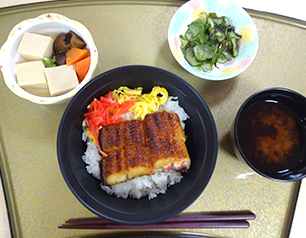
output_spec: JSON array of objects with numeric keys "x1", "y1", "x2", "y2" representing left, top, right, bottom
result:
[{"x1": 180, "y1": 12, "x2": 241, "y2": 72}]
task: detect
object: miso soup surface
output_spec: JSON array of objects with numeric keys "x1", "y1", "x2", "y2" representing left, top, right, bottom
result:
[{"x1": 237, "y1": 101, "x2": 303, "y2": 174}]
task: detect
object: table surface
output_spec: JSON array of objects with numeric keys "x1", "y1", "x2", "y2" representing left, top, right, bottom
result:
[{"x1": 0, "y1": 1, "x2": 305, "y2": 238}]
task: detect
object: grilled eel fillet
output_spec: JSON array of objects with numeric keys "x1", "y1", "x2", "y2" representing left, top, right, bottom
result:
[{"x1": 99, "y1": 111, "x2": 190, "y2": 186}]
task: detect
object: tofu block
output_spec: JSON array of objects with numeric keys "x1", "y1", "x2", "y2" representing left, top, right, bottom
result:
[
  {"x1": 16, "y1": 61, "x2": 50, "y2": 96},
  {"x1": 45, "y1": 65, "x2": 79, "y2": 96},
  {"x1": 17, "y1": 32, "x2": 54, "y2": 61}
]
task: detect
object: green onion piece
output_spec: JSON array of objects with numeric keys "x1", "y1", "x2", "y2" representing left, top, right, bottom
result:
[{"x1": 42, "y1": 56, "x2": 57, "y2": 67}]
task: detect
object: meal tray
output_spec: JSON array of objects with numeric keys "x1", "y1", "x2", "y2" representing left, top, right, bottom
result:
[{"x1": 0, "y1": 0, "x2": 304, "y2": 237}]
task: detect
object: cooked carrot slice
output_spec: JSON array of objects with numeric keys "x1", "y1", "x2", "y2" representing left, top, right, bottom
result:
[
  {"x1": 66, "y1": 48, "x2": 88, "y2": 66},
  {"x1": 73, "y1": 56, "x2": 91, "y2": 82}
]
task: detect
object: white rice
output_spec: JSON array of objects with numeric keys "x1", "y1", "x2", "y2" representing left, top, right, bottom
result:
[
  {"x1": 82, "y1": 96, "x2": 189, "y2": 199},
  {"x1": 101, "y1": 171, "x2": 183, "y2": 200}
]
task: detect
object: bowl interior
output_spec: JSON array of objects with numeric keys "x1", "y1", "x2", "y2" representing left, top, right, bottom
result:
[
  {"x1": 234, "y1": 88, "x2": 306, "y2": 181},
  {"x1": 57, "y1": 65, "x2": 218, "y2": 225},
  {"x1": 10, "y1": 22, "x2": 91, "y2": 84}
]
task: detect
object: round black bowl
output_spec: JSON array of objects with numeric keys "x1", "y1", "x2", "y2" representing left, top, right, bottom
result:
[
  {"x1": 57, "y1": 65, "x2": 218, "y2": 225},
  {"x1": 232, "y1": 87, "x2": 306, "y2": 182}
]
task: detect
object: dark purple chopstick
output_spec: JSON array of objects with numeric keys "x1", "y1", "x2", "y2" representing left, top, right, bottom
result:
[
  {"x1": 58, "y1": 220, "x2": 250, "y2": 229},
  {"x1": 58, "y1": 211, "x2": 255, "y2": 230},
  {"x1": 64, "y1": 212, "x2": 256, "y2": 224}
]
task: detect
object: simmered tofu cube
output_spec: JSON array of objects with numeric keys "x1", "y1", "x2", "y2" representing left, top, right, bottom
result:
[
  {"x1": 45, "y1": 65, "x2": 79, "y2": 96},
  {"x1": 16, "y1": 61, "x2": 50, "y2": 96},
  {"x1": 17, "y1": 32, "x2": 54, "y2": 60}
]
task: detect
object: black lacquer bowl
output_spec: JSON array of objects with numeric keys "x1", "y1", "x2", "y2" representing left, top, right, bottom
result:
[
  {"x1": 232, "y1": 87, "x2": 306, "y2": 182},
  {"x1": 57, "y1": 65, "x2": 218, "y2": 225}
]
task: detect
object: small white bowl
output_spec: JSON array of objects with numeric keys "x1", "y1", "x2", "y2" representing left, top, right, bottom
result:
[
  {"x1": 168, "y1": 0, "x2": 258, "y2": 81},
  {"x1": 0, "y1": 13, "x2": 98, "y2": 104}
]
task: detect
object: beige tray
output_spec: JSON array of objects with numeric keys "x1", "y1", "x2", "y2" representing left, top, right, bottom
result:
[{"x1": 0, "y1": 0, "x2": 305, "y2": 237}]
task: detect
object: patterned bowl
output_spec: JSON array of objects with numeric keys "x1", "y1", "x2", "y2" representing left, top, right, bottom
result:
[
  {"x1": 168, "y1": 0, "x2": 258, "y2": 80},
  {"x1": 0, "y1": 13, "x2": 98, "y2": 104}
]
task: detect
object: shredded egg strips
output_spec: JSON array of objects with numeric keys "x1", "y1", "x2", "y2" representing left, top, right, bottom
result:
[{"x1": 112, "y1": 86, "x2": 168, "y2": 120}]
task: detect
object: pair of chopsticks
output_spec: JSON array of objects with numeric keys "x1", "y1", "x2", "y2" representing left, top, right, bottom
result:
[{"x1": 58, "y1": 211, "x2": 255, "y2": 229}]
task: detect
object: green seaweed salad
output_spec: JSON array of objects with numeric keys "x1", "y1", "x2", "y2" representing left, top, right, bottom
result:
[{"x1": 180, "y1": 12, "x2": 241, "y2": 72}]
